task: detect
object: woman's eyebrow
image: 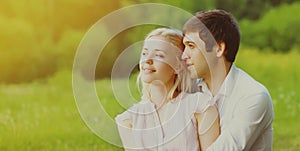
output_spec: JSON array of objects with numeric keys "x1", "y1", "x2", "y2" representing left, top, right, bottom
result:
[{"x1": 154, "y1": 49, "x2": 166, "y2": 54}]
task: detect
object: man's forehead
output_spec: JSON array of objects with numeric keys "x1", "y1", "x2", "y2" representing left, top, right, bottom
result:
[{"x1": 183, "y1": 32, "x2": 200, "y2": 42}]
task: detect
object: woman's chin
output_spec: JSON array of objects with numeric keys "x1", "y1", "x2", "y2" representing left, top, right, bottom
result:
[{"x1": 141, "y1": 78, "x2": 153, "y2": 84}]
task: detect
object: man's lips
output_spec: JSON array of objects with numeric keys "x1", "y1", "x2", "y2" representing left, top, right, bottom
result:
[{"x1": 186, "y1": 62, "x2": 194, "y2": 68}]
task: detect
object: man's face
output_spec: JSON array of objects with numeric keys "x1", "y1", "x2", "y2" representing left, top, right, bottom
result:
[{"x1": 181, "y1": 32, "x2": 210, "y2": 79}]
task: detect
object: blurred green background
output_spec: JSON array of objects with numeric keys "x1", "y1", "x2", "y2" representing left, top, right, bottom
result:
[{"x1": 0, "y1": 0, "x2": 299, "y2": 150}]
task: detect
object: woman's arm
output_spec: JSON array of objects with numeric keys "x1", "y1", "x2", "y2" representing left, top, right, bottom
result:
[
  {"x1": 116, "y1": 115, "x2": 135, "y2": 151},
  {"x1": 195, "y1": 105, "x2": 220, "y2": 151}
]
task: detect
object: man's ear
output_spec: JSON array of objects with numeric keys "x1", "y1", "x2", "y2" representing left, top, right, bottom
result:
[{"x1": 216, "y1": 41, "x2": 226, "y2": 58}]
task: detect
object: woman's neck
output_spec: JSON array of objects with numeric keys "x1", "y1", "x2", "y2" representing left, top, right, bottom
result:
[{"x1": 148, "y1": 80, "x2": 176, "y2": 109}]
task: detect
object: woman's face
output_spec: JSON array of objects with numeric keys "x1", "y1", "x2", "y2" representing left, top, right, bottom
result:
[{"x1": 139, "y1": 36, "x2": 181, "y2": 85}]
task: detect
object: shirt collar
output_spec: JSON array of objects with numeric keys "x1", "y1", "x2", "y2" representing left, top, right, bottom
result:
[{"x1": 197, "y1": 64, "x2": 238, "y2": 97}]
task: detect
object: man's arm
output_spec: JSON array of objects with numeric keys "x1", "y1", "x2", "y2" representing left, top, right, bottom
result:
[{"x1": 206, "y1": 93, "x2": 274, "y2": 151}]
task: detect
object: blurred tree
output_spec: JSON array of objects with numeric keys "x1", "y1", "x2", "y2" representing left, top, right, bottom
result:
[
  {"x1": 215, "y1": 0, "x2": 300, "y2": 20},
  {"x1": 0, "y1": 15, "x2": 57, "y2": 83},
  {"x1": 215, "y1": 0, "x2": 268, "y2": 20},
  {"x1": 1, "y1": 0, "x2": 299, "y2": 83},
  {"x1": 56, "y1": 29, "x2": 85, "y2": 70},
  {"x1": 0, "y1": 0, "x2": 122, "y2": 83},
  {"x1": 268, "y1": 0, "x2": 300, "y2": 6},
  {"x1": 47, "y1": 0, "x2": 121, "y2": 41},
  {"x1": 240, "y1": 2, "x2": 300, "y2": 52}
]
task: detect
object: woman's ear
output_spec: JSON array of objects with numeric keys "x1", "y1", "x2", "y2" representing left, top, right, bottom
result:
[{"x1": 216, "y1": 41, "x2": 226, "y2": 58}]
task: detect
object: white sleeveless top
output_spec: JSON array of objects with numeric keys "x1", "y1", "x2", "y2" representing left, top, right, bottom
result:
[{"x1": 115, "y1": 92, "x2": 215, "y2": 151}]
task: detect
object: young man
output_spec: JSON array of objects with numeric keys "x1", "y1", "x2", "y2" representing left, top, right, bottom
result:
[{"x1": 181, "y1": 10, "x2": 274, "y2": 151}]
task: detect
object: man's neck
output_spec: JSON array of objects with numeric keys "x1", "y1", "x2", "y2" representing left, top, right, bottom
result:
[{"x1": 205, "y1": 61, "x2": 232, "y2": 96}]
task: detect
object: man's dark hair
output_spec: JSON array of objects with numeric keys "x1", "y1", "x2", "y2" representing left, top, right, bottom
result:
[{"x1": 183, "y1": 10, "x2": 240, "y2": 62}]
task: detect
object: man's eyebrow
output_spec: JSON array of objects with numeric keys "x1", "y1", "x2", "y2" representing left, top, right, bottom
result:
[{"x1": 183, "y1": 40, "x2": 195, "y2": 45}]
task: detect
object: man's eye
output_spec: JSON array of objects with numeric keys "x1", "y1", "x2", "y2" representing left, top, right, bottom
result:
[{"x1": 188, "y1": 44, "x2": 195, "y2": 48}]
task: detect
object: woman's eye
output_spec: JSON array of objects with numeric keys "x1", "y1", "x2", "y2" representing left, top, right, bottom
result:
[
  {"x1": 155, "y1": 54, "x2": 164, "y2": 58},
  {"x1": 142, "y1": 52, "x2": 148, "y2": 56}
]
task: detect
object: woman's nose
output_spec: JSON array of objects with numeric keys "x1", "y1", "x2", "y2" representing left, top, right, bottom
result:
[{"x1": 145, "y1": 58, "x2": 153, "y2": 65}]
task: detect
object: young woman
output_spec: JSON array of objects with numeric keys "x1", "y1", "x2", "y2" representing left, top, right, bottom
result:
[{"x1": 115, "y1": 28, "x2": 220, "y2": 151}]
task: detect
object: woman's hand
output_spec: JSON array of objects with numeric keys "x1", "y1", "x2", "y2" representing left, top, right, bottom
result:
[{"x1": 195, "y1": 105, "x2": 220, "y2": 151}]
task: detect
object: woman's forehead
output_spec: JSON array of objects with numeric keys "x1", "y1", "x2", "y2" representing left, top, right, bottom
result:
[{"x1": 143, "y1": 37, "x2": 179, "y2": 53}]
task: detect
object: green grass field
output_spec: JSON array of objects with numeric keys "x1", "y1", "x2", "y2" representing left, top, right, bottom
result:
[{"x1": 0, "y1": 49, "x2": 299, "y2": 150}]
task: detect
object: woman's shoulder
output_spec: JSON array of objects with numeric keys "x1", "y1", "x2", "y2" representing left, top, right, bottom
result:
[
  {"x1": 115, "y1": 109, "x2": 131, "y2": 127},
  {"x1": 115, "y1": 101, "x2": 154, "y2": 125}
]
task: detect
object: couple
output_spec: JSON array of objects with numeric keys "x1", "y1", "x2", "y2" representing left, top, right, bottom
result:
[{"x1": 116, "y1": 10, "x2": 274, "y2": 151}]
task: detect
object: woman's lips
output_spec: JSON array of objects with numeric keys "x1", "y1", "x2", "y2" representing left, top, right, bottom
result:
[{"x1": 142, "y1": 68, "x2": 156, "y2": 74}]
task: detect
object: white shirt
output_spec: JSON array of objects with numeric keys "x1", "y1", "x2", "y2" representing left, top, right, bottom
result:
[
  {"x1": 200, "y1": 64, "x2": 274, "y2": 151},
  {"x1": 115, "y1": 92, "x2": 216, "y2": 151}
]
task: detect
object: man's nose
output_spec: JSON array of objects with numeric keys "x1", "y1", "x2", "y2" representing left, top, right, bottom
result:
[{"x1": 181, "y1": 49, "x2": 189, "y2": 60}]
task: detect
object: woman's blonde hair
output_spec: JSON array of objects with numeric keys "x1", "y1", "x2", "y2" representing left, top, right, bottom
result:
[{"x1": 137, "y1": 28, "x2": 195, "y2": 102}]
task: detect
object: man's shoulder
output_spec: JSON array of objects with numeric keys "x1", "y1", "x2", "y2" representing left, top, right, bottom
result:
[
  {"x1": 230, "y1": 67, "x2": 273, "y2": 116},
  {"x1": 234, "y1": 67, "x2": 270, "y2": 96}
]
